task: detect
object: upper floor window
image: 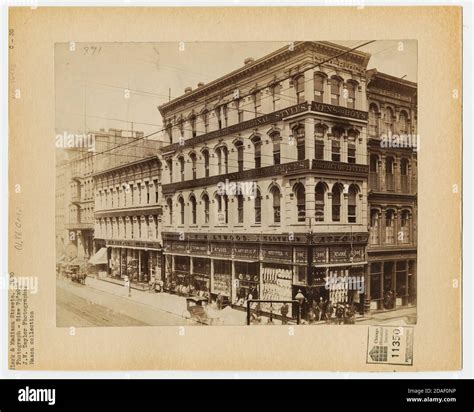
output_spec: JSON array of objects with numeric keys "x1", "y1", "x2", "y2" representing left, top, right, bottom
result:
[
  {"x1": 253, "y1": 92, "x2": 261, "y2": 116},
  {"x1": 222, "y1": 105, "x2": 228, "y2": 127},
  {"x1": 202, "y1": 150, "x2": 210, "y2": 177},
  {"x1": 332, "y1": 184, "x2": 342, "y2": 222},
  {"x1": 237, "y1": 194, "x2": 244, "y2": 224},
  {"x1": 331, "y1": 77, "x2": 342, "y2": 106},
  {"x1": 202, "y1": 111, "x2": 209, "y2": 133},
  {"x1": 295, "y1": 183, "x2": 306, "y2": 222},
  {"x1": 235, "y1": 141, "x2": 244, "y2": 172},
  {"x1": 178, "y1": 156, "x2": 185, "y2": 182},
  {"x1": 271, "y1": 186, "x2": 281, "y2": 224},
  {"x1": 370, "y1": 209, "x2": 379, "y2": 244},
  {"x1": 190, "y1": 153, "x2": 197, "y2": 180},
  {"x1": 385, "y1": 157, "x2": 395, "y2": 191},
  {"x1": 315, "y1": 182, "x2": 326, "y2": 222},
  {"x1": 314, "y1": 74, "x2": 325, "y2": 103},
  {"x1": 368, "y1": 104, "x2": 379, "y2": 136},
  {"x1": 190, "y1": 116, "x2": 197, "y2": 138},
  {"x1": 153, "y1": 179, "x2": 159, "y2": 203},
  {"x1": 399, "y1": 110, "x2": 409, "y2": 134},
  {"x1": 400, "y1": 158, "x2": 410, "y2": 193},
  {"x1": 294, "y1": 76, "x2": 305, "y2": 104},
  {"x1": 294, "y1": 126, "x2": 305, "y2": 161},
  {"x1": 385, "y1": 209, "x2": 395, "y2": 244},
  {"x1": 348, "y1": 142, "x2": 356, "y2": 164},
  {"x1": 331, "y1": 140, "x2": 341, "y2": 162},
  {"x1": 251, "y1": 136, "x2": 262, "y2": 169},
  {"x1": 216, "y1": 194, "x2": 229, "y2": 224},
  {"x1": 236, "y1": 100, "x2": 244, "y2": 123},
  {"x1": 272, "y1": 83, "x2": 281, "y2": 111},
  {"x1": 315, "y1": 124, "x2": 326, "y2": 160},
  {"x1": 346, "y1": 81, "x2": 356, "y2": 109},
  {"x1": 400, "y1": 210, "x2": 410, "y2": 243},
  {"x1": 167, "y1": 198, "x2": 173, "y2": 225},
  {"x1": 384, "y1": 107, "x2": 394, "y2": 134},
  {"x1": 178, "y1": 197, "x2": 185, "y2": 225},
  {"x1": 271, "y1": 132, "x2": 281, "y2": 165},
  {"x1": 166, "y1": 159, "x2": 173, "y2": 183},
  {"x1": 202, "y1": 194, "x2": 210, "y2": 224},
  {"x1": 166, "y1": 123, "x2": 173, "y2": 144},
  {"x1": 190, "y1": 195, "x2": 197, "y2": 225},
  {"x1": 348, "y1": 185, "x2": 358, "y2": 223},
  {"x1": 254, "y1": 189, "x2": 262, "y2": 224}
]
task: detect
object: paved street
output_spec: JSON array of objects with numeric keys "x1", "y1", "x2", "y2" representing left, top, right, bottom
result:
[{"x1": 56, "y1": 279, "x2": 198, "y2": 327}]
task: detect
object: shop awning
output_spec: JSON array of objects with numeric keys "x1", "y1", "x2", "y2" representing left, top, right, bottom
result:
[{"x1": 89, "y1": 247, "x2": 108, "y2": 265}]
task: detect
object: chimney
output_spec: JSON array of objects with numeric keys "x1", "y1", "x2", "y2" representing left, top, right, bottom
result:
[{"x1": 244, "y1": 57, "x2": 255, "y2": 65}]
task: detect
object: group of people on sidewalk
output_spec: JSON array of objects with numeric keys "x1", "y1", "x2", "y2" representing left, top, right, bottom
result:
[{"x1": 306, "y1": 298, "x2": 356, "y2": 325}]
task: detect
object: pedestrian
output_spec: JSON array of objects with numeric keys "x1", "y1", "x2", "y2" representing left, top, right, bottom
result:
[
  {"x1": 280, "y1": 302, "x2": 289, "y2": 325},
  {"x1": 325, "y1": 300, "x2": 334, "y2": 324},
  {"x1": 318, "y1": 297, "x2": 326, "y2": 321},
  {"x1": 336, "y1": 303, "x2": 344, "y2": 325}
]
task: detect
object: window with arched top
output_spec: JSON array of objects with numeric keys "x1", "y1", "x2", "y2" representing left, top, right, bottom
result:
[
  {"x1": 400, "y1": 210, "x2": 410, "y2": 243},
  {"x1": 314, "y1": 73, "x2": 325, "y2": 102},
  {"x1": 190, "y1": 195, "x2": 197, "y2": 225},
  {"x1": 202, "y1": 111, "x2": 209, "y2": 133},
  {"x1": 202, "y1": 150, "x2": 210, "y2": 177},
  {"x1": 254, "y1": 189, "x2": 262, "y2": 224},
  {"x1": 166, "y1": 159, "x2": 173, "y2": 183},
  {"x1": 237, "y1": 194, "x2": 244, "y2": 224},
  {"x1": 270, "y1": 186, "x2": 281, "y2": 223},
  {"x1": 295, "y1": 76, "x2": 305, "y2": 104},
  {"x1": 294, "y1": 126, "x2": 305, "y2": 161},
  {"x1": 384, "y1": 107, "x2": 394, "y2": 133},
  {"x1": 252, "y1": 136, "x2": 262, "y2": 169},
  {"x1": 178, "y1": 197, "x2": 185, "y2": 225},
  {"x1": 271, "y1": 132, "x2": 281, "y2": 165},
  {"x1": 315, "y1": 182, "x2": 326, "y2": 222},
  {"x1": 272, "y1": 83, "x2": 281, "y2": 111},
  {"x1": 315, "y1": 124, "x2": 326, "y2": 160},
  {"x1": 369, "y1": 154, "x2": 380, "y2": 190},
  {"x1": 253, "y1": 92, "x2": 261, "y2": 116},
  {"x1": 400, "y1": 158, "x2": 410, "y2": 193},
  {"x1": 369, "y1": 104, "x2": 379, "y2": 136},
  {"x1": 331, "y1": 77, "x2": 342, "y2": 105},
  {"x1": 190, "y1": 153, "x2": 197, "y2": 179},
  {"x1": 167, "y1": 198, "x2": 173, "y2": 225},
  {"x1": 385, "y1": 157, "x2": 395, "y2": 190},
  {"x1": 295, "y1": 183, "x2": 306, "y2": 222},
  {"x1": 346, "y1": 81, "x2": 356, "y2": 109},
  {"x1": 348, "y1": 185, "x2": 358, "y2": 223},
  {"x1": 332, "y1": 184, "x2": 342, "y2": 222},
  {"x1": 370, "y1": 209, "x2": 379, "y2": 244},
  {"x1": 202, "y1": 194, "x2": 210, "y2": 224},
  {"x1": 385, "y1": 209, "x2": 395, "y2": 244},
  {"x1": 235, "y1": 141, "x2": 244, "y2": 172},
  {"x1": 178, "y1": 157, "x2": 185, "y2": 182},
  {"x1": 190, "y1": 115, "x2": 197, "y2": 138},
  {"x1": 399, "y1": 111, "x2": 409, "y2": 134},
  {"x1": 216, "y1": 194, "x2": 229, "y2": 224}
]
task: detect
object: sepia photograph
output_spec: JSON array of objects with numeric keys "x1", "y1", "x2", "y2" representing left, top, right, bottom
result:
[{"x1": 55, "y1": 40, "x2": 418, "y2": 328}]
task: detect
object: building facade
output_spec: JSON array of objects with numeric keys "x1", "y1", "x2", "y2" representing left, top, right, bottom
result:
[
  {"x1": 366, "y1": 70, "x2": 418, "y2": 312},
  {"x1": 158, "y1": 42, "x2": 375, "y2": 317},
  {"x1": 92, "y1": 141, "x2": 163, "y2": 284}
]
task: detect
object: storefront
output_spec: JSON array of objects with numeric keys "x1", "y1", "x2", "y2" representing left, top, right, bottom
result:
[
  {"x1": 191, "y1": 257, "x2": 210, "y2": 298},
  {"x1": 211, "y1": 259, "x2": 232, "y2": 302}
]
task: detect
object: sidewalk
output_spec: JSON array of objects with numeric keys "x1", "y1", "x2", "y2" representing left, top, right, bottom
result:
[{"x1": 85, "y1": 276, "x2": 248, "y2": 326}]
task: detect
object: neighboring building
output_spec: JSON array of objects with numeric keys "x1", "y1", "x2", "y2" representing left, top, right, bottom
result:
[
  {"x1": 92, "y1": 135, "x2": 163, "y2": 285},
  {"x1": 55, "y1": 150, "x2": 69, "y2": 258},
  {"x1": 366, "y1": 70, "x2": 418, "y2": 312},
  {"x1": 158, "y1": 41, "x2": 373, "y2": 317}
]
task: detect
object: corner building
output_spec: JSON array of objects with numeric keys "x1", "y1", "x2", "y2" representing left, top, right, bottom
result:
[{"x1": 157, "y1": 42, "x2": 416, "y2": 318}]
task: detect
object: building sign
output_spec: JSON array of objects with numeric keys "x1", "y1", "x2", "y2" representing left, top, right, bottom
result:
[
  {"x1": 311, "y1": 101, "x2": 368, "y2": 121},
  {"x1": 211, "y1": 243, "x2": 232, "y2": 257},
  {"x1": 294, "y1": 247, "x2": 307, "y2": 264},
  {"x1": 313, "y1": 247, "x2": 327, "y2": 263},
  {"x1": 262, "y1": 245, "x2": 292, "y2": 263},
  {"x1": 171, "y1": 242, "x2": 188, "y2": 253},
  {"x1": 217, "y1": 212, "x2": 226, "y2": 225},
  {"x1": 234, "y1": 244, "x2": 259, "y2": 260},
  {"x1": 329, "y1": 246, "x2": 366, "y2": 263},
  {"x1": 189, "y1": 242, "x2": 208, "y2": 255}
]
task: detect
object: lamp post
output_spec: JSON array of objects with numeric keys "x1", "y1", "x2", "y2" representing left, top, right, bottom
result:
[{"x1": 295, "y1": 289, "x2": 305, "y2": 325}]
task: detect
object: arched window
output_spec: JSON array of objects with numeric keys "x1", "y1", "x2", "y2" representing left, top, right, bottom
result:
[
  {"x1": 294, "y1": 76, "x2": 305, "y2": 104},
  {"x1": 235, "y1": 141, "x2": 244, "y2": 172},
  {"x1": 314, "y1": 124, "x2": 325, "y2": 160},
  {"x1": 190, "y1": 153, "x2": 197, "y2": 179},
  {"x1": 252, "y1": 136, "x2": 262, "y2": 168},
  {"x1": 385, "y1": 157, "x2": 395, "y2": 191},
  {"x1": 314, "y1": 73, "x2": 325, "y2": 103},
  {"x1": 253, "y1": 92, "x2": 261, "y2": 116},
  {"x1": 202, "y1": 194, "x2": 210, "y2": 224},
  {"x1": 370, "y1": 154, "x2": 380, "y2": 190},
  {"x1": 190, "y1": 115, "x2": 197, "y2": 137},
  {"x1": 384, "y1": 107, "x2": 394, "y2": 134},
  {"x1": 348, "y1": 185, "x2": 358, "y2": 223},
  {"x1": 331, "y1": 77, "x2": 342, "y2": 105},
  {"x1": 166, "y1": 198, "x2": 173, "y2": 225},
  {"x1": 202, "y1": 110, "x2": 209, "y2": 133},
  {"x1": 216, "y1": 194, "x2": 228, "y2": 224},
  {"x1": 346, "y1": 81, "x2": 356, "y2": 109},
  {"x1": 294, "y1": 125, "x2": 305, "y2": 161},
  {"x1": 315, "y1": 182, "x2": 326, "y2": 222},
  {"x1": 369, "y1": 104, "x2": 379, "y2": 137},
  {"x1": 178, "y1": 197, "x2": 185, "y2": 225},
  {"x1": 399, "y1": 110, "x2": 409, "y2": 134},
  {"x1": 332, "y1": 184, "x2": 342, "y2": 222},
  {"x1": 216, "y1": 148, "x2": 223, "y2": 174},
  {"x1": 271, "y1": 132, "x2": 281, "y2": 165},
  {"x1": 370, "y1": 209, "x2": 379, "y2": 244},
  {"x1": 202, "y1": 149, "x2": 210, "y2": 177},
  {"x1": 166, "y1": 123, "x2": 173, "y2": 144},
  {"x1": 166, "y1": 159, "x2": 173, "y2": 183},
  {"x1": 272, "y1": 83, "x2": 281, "y2": 111},
  {"x1": 401, "y1": 158, "x2": 410, "y2": 193},
  {"x1": 254, "y1": 189, "x2": 262, "y2": 224},
  {"x1": 385, "y1": 209, "x2": 395, "y2": 244},
  {"x1": 178, "y1": 156, "x2": 185, "y2": 182},
  {"x1": 400, "y1": 210, "x2": 410, "y2": 244},
  {"x1": 237, "y1": 194, "x2": 244, "y2": 224},
  {"x1": 270, "y1": 186, "x2": 281, "y2": 223},
  {"x1": 295, "y1": 183, "x2": 306, "y2": 222},
  {"x1": 189, "y1": 195, "x2": 197, "y2": 225}
]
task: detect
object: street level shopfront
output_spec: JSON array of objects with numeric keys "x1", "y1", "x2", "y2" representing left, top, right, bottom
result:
[
  {"x1": 162, "y1": 231, "x2": 369, "y2": 321},
  {"x1": 106, "y1": 239, "x2": 162, "y2": 285}
]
